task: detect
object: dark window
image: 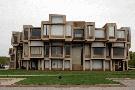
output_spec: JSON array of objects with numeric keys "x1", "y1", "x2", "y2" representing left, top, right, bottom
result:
[
  {"x1": 31, "y1": 28, "x2": 41, "y2": 38},
  {"x1": 93, "y1": 47, "x2": 104, "y2": 55},
  {"x1": 13, "y1": 35, "x2": 18, "y2": 44},
  {"x1": 113, "y1": 47, "x2": 124, "y2": 56},
  {"x1": 51, "y1": 42, "x2": 63, "y2": 57},
  {"x1": 44, "y1": 43, "x2": 49, "y2": 57},
  {"x1": 65, "y1": 44, "x2": 70, "y2": 55},
  {"x1": 74, "y1": 29, "x2": 84, "y2": 39},
  {"x1": 51, "y1": 47, "x2": 63, "y2": 57},
  {"x1": 106, "y1": 43, "x2": 112, "y2": 57},
  {"x1": 24, "y1": 30, "x2": 28, "y2": 40}
]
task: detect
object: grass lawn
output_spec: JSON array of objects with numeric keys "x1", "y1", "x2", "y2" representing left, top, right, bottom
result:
[{"x1": 0, "y1": 70, "x2": 135, "y2": 85}]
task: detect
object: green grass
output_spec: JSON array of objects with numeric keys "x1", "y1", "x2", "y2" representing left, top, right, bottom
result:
[
  {"x1": 17, "y1": 75, "x2": 116, "y2": 85},
  {"x1": 0, "y1": 70, "x2": 135, "y2": 85}
]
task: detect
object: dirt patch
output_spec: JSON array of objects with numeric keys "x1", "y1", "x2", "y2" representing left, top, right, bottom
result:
[
  {"x1": 0, "y1": 78, "x2": 25, "y2": 85},
  {"x1": 107, "y1": 78, "x2": 135, "y2": 87}
]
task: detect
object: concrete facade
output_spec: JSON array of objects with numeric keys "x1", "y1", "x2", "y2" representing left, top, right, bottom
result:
[{"x1": 9, "y1": 14, "x2": 131, "y2": 71}]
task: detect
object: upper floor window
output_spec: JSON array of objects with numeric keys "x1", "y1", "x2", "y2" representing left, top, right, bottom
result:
[
  {"x1": 65, "y1": 44, "x2": 71, "y2": 56},
  {"x1": 13, "y1": 34, "x2": 18, "y2": 44},
  {"x1": 44, "y1": 43, "x2": 49, "y2": 57},
  {"x1": 31, "y1": 28, "x2": 41, "y2": 37},
  {"x1": 117, "y1": 31, "x2": 125, "y2": 38},
  {"x1": 87, "y1": 25, "x2": 93, "y2": 37},
  {"x1": 113, "y1": 47, "x2": 124, "y2": 57},
  {"x1": 51, "y1": 42, "x2": 63, "y2": 57},
  {"x1": 108, "y1": 26, "x2": 115, "y2": 37},
  {"x1": 24, "y1": 43, "x2": 29, "y2": 56},
  {"x1": 74, "y1": 29, "x2": 84, "y2": 39},
  {"x1": 95, "y1": 30, "x2": 105, "y2": 38},
  {"x1": 43, "y1": 25, "x2": 49, "y2": 36},
  {"x1": 24, "y1": 29, "x2": 28, "y2": 40},
  {"x1": 85, "y1": 44, "x2": 90, "y2": 57},
  {"x1": 51, "y1": 16, "x2": 64, "y2": 23},
  {"x1": 51, "y1": 25, "x2": 64, "y2": 36},
  {"x1": 93, "y1": 47, "x2": 104, "y2": 56},
  {"x1": 31, "y1": 47, "x2": 42, "y2": 55},
  {"x1": 66, "y1": 25, "x2": 72, "y2": 36}
]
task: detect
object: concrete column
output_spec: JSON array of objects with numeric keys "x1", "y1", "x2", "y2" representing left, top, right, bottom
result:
[
  {"x1": 20, "y1": 60, "x2": 22, "y2": 69},
  {"x1": 41, "y1": 60, "x2": 44, "y2": 70},
  {"x1": 123, "y1": 61, "x2": 125, "y2": 71},
  {"x1": 110, "y1": 60, "x2": 112, "y2": 71},
  {"x1": 21, "y1": 61, "x2": 23, "y2": 69},
  {"x1": 70, "y1": 60, "x2": 72, "y2": 70},
  {"x1": 29, "y1": 61, "x2": 31, "y2": 70},
  {"x1": 126, "y1": 61, "x2": 128, "y2": 70},
  {"x1": 49, "y1": 60, "x2": 51, "y2": 70},
  {"x1": 14, "y1": 47, "x2": 17, "y2": 69},
  {"x1": 103, "y1": 60, "x2": 105, "y2": 71},
  {"x1": 38, "y1": 60, "x2": 41, "y2": 70},
  {"x1": 113, "y1": 61, "x2": 115, "y2": 71},
  {"x1": 26, "y1": 60, "x2": 29, "y2": 70},
  {"x1": 62, "y1": 60, "x2": 64, "y2": 70},
  {"x1": 83, "y1": 60, "x2": 85, "y2": 71},
  {"x1": 90, "y1": 60, "x2": 92, "y2": 71}
]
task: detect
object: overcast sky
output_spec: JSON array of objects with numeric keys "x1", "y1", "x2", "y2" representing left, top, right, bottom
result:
[{"x1": 0, "y1": 0, "x2": 135, "y2": 56}]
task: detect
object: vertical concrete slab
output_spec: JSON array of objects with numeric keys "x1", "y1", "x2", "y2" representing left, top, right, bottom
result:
[
  {"x1": 103, "y1": 60, "x2": 105, "y2": 71},
  {"x1": 90, "y1": 60, "x2": 92, "y2": 71},
  {"x1": 26, "y1": 60, "x2": 29, "y2": 70},
  {"x1": 41, "y1": 60, "x2": 44, "y2": 70},
  {"x1": 110, "y1": 60, "x2": 112, "y2": 71},
  {"x1": 85, "y1": 60, "x2": 90, "y2": 70},
  {"x1": 49, "y1": 60, "x2": 51, "y2": 70},
  {"x1": 38, "y1": 60, "x2": 41, "y2": 70}
]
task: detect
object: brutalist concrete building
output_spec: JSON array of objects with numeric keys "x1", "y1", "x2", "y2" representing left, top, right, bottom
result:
[{"x1": 9, "y1": 14, "x2": 131, "y2": 71}]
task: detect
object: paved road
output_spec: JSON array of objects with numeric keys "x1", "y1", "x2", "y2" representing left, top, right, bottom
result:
[{"x1": 0, "y1": 87, "x2": 135, "y2": 90}]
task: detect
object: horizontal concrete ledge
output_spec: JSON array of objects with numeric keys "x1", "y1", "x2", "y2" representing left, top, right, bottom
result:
[{"x1": 0, "y1": 84, "x2": 122, "y2": 87}]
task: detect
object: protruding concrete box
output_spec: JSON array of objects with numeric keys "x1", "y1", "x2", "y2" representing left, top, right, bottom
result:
[
  {"x1": 103, "y1": 23, "x2": 117, "y2": 42},
  {"x1": 11, "y1": 31, "x2": 20, "y2": 46},
  {"x1": 85, "y1": 22, "x2": 95, "y2": 42},
  {"x1": 22, "y1": 25, "x2": 33, "y2": 42}
]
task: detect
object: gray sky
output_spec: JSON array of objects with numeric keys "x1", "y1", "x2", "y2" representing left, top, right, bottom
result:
[{"x1": 0, "y1": 0, "x2": 135, "y2": 56}]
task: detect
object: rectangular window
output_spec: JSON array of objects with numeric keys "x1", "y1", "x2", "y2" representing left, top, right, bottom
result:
[
  {"x1": 31, "y1": 28, "x2": 41, "y2": 38},
  {"x1": 74, "y1": 29, "x2": 84, "y2": 39},
  {"x1": 85, "y1": 45, "x2": 90, "y2": 57},
  {"x1": 31, "y1": 47, "x2": 42, "y2": 55},
  {"x1": 51, "y1": 16, "x2": 64, "y2": 23},
  {"x1": 88, "y1": 26, "x2": 93, "y2": 37},
  {"x1": 51, "y1": 25, "x2": 64, "y2": 36},
  {"x1": 13, "y1": 34, "x2": 18, "y2": 44},
  {"x1": 44, "y1": 43, "x2": 49, "y2": 57},
  {"x1": 93, "y1": 47, "x2": 104, "y2": 56},
  {"x1": 66, "y1": 25, "x2": 72, "y2": 36},
  {"x1": 109, "y1": 26, "x2": 115, "y2": 37},
  {"x1": 117, "y1": 31, "x2": 125, "y2": 38},
  {"x1": 106, "y1": 43, "x2": 112, "y2": 57},
  {"x1": 43, "y1": 25, "x2": 49, "y2": 36},
  {"x1": 24, "y1": 44, "x2": 29, "y2": 56},
  {"x1": 51, "y1": 47, "x2": 63, "y2": 57},
  {"x1": 113, "y1": 47, "x2": 124, "y2": 57},
  {"x1": 51, "y1": 42, "x2": 63, "y2": 57},
  {"x1": 24, "y1": 29, "x2": 28, "y2": 40},
  {"x1": 95, "y1": 30, "x2": 105, "y2": 38},
  {"x1": 65, "y1": 44, "x2": 70, "y2": 56}
]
